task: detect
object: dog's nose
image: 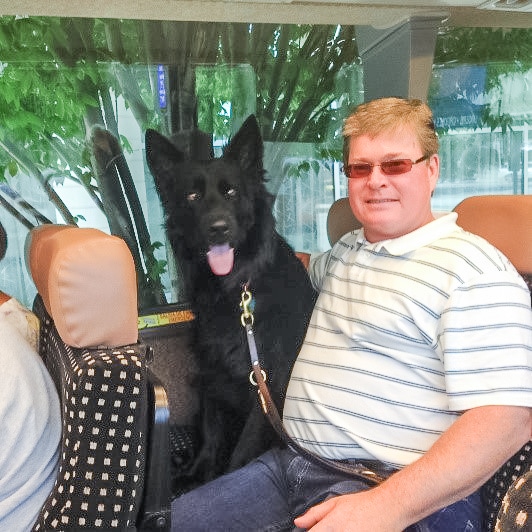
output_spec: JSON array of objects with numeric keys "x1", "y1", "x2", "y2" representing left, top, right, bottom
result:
[{"x1": 209, "y1": 220, "x2": 230, "y2": 241}]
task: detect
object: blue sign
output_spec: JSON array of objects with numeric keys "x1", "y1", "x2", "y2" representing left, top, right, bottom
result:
[
  {"x1": 430, "y1": 65, "x2": 487, "y2": 130},
  {"x1": 157, "y1": 65, "x2": 167, "y2": 109}
]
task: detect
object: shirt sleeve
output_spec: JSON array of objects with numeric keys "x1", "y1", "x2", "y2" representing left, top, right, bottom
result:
[
  {"x1": 438, "y1": 270, "x2": 532, "y2": 411},
  {"x1": 308, "y1": 250, "x2": 331, "y2": 291}
]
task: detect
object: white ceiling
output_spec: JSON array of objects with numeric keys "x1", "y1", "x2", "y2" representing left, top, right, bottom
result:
[
  {"x1": 1, "y1": 0, "x2": 531, "y2": 26},
  {"x1": 220, "y1": 0, "x2": 531, "y2": 10}
]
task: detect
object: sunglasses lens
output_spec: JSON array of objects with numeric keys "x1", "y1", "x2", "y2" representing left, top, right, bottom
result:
[
  {"x1": 346, "y1": 164, "x2": 372, "y2": 178},
  {"x1": 381, "y1": 159, "x2": 412, "y2": 175}
]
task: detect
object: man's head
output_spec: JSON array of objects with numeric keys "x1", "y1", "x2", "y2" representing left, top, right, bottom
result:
[
  {"x1": 342, "y1": 97, "x2": 438, "y2": 168},
  {"x1": 342, "y1": 97, "x2": 440, "y2": 243}
]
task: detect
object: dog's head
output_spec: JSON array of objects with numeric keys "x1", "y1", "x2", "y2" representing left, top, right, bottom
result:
[{"x1": 146, "y1": 115, "x2": 274, "y2": 277}]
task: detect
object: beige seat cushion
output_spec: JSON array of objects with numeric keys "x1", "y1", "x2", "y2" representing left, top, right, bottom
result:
[
  {"x1": 26, "y1": 224, "x2": 138, "y2": 348},
  {"x1": 454, "y1": 195, "x2": 532, "y2": 275}
]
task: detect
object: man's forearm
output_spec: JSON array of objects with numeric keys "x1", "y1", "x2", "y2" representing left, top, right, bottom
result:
[{"x1": 372, "y1": 404, "x2": 531, "y2": 529}]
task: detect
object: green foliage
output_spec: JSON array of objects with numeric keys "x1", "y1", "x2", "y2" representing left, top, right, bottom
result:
[{"x1": 195, "y1": 23, "x2": 358, "y2": 144}]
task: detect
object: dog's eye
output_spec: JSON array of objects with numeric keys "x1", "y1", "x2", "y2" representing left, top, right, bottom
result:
[
  {"x1": 187, "y1": 192, "x2": 201, "y2": 202},
  {"x1": 225, "y1": 188, "x2": 237, "y2": 198}
]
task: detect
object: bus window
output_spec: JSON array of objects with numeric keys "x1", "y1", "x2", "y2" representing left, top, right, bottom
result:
[
  {"x1": 0, "y1": 14, "x2": 530, "y2": 309},
  {"x1": 429, "y1": 26, "x2": 532, "y2": 210}
]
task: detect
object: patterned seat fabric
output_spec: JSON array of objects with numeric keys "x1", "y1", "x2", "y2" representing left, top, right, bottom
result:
[
  {"x1": 483, "y1": 441, "x2": 532, "y2": 532},
  {"x1": 32, "y1": 296, "x2": 148, "y2": 531},
  {"x1": 26, "y1": 224, "x2": 171, "y2": 530},
  {"x1": 495, "y1": 469, "x2": 532, "y2": 531}
]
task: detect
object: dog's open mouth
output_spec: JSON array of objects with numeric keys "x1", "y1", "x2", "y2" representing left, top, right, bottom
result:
[{"x1": 207, "y1": 244, "x2": 234, "y2": 276}]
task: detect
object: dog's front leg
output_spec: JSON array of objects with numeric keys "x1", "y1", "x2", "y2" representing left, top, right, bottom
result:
[{"x1": 186, "y1": 397, "x2": 231, "y2": 484}]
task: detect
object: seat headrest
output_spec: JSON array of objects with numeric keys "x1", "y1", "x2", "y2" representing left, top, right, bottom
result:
[
  {"x1": 327, "y1": 197, "x2": 362, "y2": 246},
  {"x1": 26, "y1": 224, "x2": 138, "y2": 348},
  {"x1": 453, "y1": 195, "x2": 532, "y2": 275}
]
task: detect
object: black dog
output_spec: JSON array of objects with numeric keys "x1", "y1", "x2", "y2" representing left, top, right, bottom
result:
[{"x1": 145, "y1": 116, "x2": 316, "y2": 486}]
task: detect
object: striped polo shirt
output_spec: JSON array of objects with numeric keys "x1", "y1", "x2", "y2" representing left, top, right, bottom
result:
[{"x1": 283, "y1": 213, "x2": 532, "y2": 468}]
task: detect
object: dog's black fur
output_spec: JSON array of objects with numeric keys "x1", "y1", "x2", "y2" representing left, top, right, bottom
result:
[{"x1": 145, "y1": 116, "x2": 316, "y2": 485}]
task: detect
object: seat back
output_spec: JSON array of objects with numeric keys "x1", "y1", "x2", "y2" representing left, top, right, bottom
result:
[
  {"x1": 326, "y1": 197, "x2": 362, "y2": 246},
  {"x1": 452, "y1": 195, "x2": 532, "y2": 531},
  {"x1": 26, "y1": 224, "x2": 170, "y2": 531},
  {"x1": 453, "y1": 194, "x2": 532, "y2": 277},
  {"x1": 326, "y1": 195, "x2": 531, "y2": 532}
]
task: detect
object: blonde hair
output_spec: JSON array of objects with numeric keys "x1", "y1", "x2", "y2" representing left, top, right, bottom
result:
[{"x1": 342, "y1": 97, "x2": 438, "y2": 167}]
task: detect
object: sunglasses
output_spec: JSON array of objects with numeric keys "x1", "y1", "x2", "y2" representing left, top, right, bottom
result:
[{"x1": 344, "y1": 155, "x2": 430, "y2": 179}]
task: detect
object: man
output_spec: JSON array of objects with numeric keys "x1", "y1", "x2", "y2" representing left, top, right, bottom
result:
[{"x1": 171, "y1": 98, "x2": 532, "y2": 531}]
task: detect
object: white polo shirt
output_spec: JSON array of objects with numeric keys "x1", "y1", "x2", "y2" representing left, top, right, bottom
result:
[{"x1": 283, "y1": 213, "x2": 532, "y2": 468}]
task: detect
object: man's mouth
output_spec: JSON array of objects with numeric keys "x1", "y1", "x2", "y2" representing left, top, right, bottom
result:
[
  {"x1": 207, "y1": 244, "x2": 234, "y2": 276},
  {"x1": 366, "y1": 198, "x2": 397, "y2": 204}
]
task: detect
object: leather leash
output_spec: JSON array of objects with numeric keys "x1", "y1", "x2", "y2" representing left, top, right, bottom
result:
[{"x1": 240, "y1": 285, "x2": 387, "y2": 486}]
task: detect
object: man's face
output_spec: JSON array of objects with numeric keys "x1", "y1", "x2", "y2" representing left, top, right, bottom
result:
[{"x1": 347, "y1": 127, "x2": 439, "y2": 243}]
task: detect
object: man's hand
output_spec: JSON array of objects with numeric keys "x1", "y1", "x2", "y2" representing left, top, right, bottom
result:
[
  {"x1": 294, "y1": 490, "x2": 404, "y2": 532},
  {"x1": 294, "y1": 404, "x2": 530, "y2": 531}
]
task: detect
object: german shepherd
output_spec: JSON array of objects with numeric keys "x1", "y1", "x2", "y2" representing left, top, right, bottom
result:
[{"x1": 145, "y1": 115, "x2": 316, "y2": 486}]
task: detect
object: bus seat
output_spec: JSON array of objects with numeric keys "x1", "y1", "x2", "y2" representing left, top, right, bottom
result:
[
  {"x1": 26, "y1": 224, "x2": 171, "y2": 531},
  {"x1": 453, "y1": 195, "x2": 532, "y2": 531},
  {"x1": 454, "y1": 194, "x2": 532, "y2": 281},
  {"x1": 326, "y1": 197, "x2": 361, "y2": 246},
  {"x1": 326, "y1": 195, "x2": 531, "y2": 532}
]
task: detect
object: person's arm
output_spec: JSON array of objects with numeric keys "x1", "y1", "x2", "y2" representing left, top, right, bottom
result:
[{"x1": 294, "y1": 404, "x2": 531, "y2": 532}]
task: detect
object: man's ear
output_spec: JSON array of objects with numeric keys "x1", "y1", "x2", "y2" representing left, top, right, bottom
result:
[
  {"x1": 223, "y1": 115, "x2": 263, "y2": 174},
  {"x1": 428, "y1": 153, "x2": 440, "y2": 194}
]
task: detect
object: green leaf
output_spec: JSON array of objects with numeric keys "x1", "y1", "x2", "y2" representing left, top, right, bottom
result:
[
  {"x1": 119, "y1": 134, "x2": 133, "y2": 154},
  {"x1": 7, "y1": 160, "x2": 18, "y2": 176}
]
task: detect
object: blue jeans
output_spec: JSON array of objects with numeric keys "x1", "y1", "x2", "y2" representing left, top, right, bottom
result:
[{"x1": 171, "y1": 447, "x2": 482, "y2": 531}]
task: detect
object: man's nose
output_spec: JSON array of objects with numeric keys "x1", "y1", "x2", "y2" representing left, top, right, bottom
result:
[{"x1": 366, "y1": 166, "x2": 388, "y2": 187}]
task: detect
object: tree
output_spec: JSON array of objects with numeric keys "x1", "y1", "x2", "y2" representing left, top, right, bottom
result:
[
  {"x1": 432, "y1": 26, "x2": 532, "y2": 132},
  {"x1": 0, "y1": 16, "x2": 358, "y2": 307}
]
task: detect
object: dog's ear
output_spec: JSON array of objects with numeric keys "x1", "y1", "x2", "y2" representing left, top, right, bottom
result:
[
  {"x1": 145, "y1": 129, "x2": 185, "y2": 179},
  {"x1": 224, "y1": 115, "x2": 263, "y2": 174}
]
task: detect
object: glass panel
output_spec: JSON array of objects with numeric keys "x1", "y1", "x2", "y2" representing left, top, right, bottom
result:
[
  {"x1": 1, "y1": 17, "x2": 530, "y2": 309},
  {"x1": 429, "y1": 27, "x2": 532, "y2": 211},
  {"x1": 0, "y1": 17, "x2": 359, "y2": 308}
]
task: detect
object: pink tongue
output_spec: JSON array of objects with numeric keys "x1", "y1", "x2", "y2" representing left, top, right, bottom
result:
[{"x1": 207, "y1": 244, "x2": 234, "y2": 276}]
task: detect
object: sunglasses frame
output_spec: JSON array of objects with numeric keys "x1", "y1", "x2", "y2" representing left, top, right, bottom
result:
[{"x1": 344, "y1": 154, "x2": 430, "y2": 179}]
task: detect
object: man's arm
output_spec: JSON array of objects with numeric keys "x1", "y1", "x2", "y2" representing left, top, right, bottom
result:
[{"x1": 294, "y1": 404, "x2": 531, "y2": 532}]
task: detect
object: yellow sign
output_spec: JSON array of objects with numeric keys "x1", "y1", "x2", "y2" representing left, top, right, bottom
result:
[{"x1": 138, "y1": 309, "x2": 195, "y2": 329}]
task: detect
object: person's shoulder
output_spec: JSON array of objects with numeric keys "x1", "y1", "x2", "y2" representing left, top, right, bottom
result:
[
  {"x1": 439, "y1": 226, "x2": 514, "y2": 268},
  {"x1": 0, "y1": 297, "x2": 40, "y2": 353}
]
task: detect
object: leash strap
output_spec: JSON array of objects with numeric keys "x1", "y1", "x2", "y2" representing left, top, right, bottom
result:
[{"x1": 240, "y1": 287, "x2": 387, "y2": 486}]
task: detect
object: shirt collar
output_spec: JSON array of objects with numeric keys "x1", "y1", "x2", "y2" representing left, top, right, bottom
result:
[{"x1": 355, "y1": 212, "x2": 459, "y2": 255}]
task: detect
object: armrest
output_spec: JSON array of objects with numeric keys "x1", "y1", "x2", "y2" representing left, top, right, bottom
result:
[{"x1": 137, "y1": 365, "x2": 172, "y2": 531}]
